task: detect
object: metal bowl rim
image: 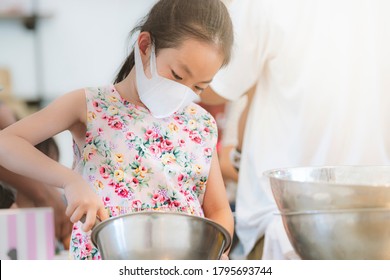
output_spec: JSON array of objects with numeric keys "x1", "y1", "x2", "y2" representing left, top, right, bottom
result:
[
  {"x1": 278, "y1": 207, "x2": 390, "y2": 216},
  {"x1": 90, "y1": 211, "x2": 232, "y2": 253},
  {"x1": 263, "y1": 165, "x2": 390, "y2": 187}
]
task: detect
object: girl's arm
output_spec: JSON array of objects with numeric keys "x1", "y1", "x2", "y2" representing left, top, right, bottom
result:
[
  {"x1": 0, "y1": 90, "x2": 109, "y2": 231},
  {"x1": 203, "y1": 149, "x2": 234, "y2": 245},
  {"x1": 0, "y1": 102, "x2": 17, "y2": 128}
]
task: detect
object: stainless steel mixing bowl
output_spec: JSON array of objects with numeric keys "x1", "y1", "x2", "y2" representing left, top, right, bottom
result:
[
  {"x1": 280, "y1": 208, "x2": 390, "y2": 259},
  {"x1": 90, "y1": 211, "x2": 231, "y2": 260},
  {"x1": 264, "y1": 166, "x2": 390, "y2": 212}
]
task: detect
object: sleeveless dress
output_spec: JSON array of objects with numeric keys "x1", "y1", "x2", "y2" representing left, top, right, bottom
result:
[{"x1": 70, "y1": 85, "x2": 218, "y2": 259}]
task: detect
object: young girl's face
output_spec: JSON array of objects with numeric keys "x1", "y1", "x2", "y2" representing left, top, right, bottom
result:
[{"x1": 154, "y1": 39, "x2": 224, "y2": 95}]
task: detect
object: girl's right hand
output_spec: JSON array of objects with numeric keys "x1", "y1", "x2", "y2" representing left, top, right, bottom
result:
[{"x1": 63, "y1": 175, "x2": 109, "y2": 232}]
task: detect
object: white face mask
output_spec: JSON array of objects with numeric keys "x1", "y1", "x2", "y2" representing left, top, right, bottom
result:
[{"x1": 134, "y1": 41, "x2": 199, "y2": 118}]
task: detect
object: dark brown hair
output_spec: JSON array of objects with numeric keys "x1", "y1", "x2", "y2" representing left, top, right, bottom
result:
[
  {"x1": 114, "y1": 0, "x2": 234, "y2": 84},
  {"x1": 35, "y1": 137, "x2": 60, "y2": 162}
]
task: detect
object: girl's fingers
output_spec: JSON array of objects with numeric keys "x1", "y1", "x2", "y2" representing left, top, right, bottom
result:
[
  {"x1": 81, "y1": 209, "x2": 99, "y2": 232},
  {"x1": 65, "y1": 202, "x2": 77, "y2": 218},
  {"x1": 97, "y1": 207, "x2": 109, "y2": 221},
  {"x1": 69, "y1": 207, "x2": 86, "y2": 224}
]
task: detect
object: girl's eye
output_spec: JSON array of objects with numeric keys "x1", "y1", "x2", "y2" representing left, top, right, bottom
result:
[
  {"x1": 171, "y1": 70, "x2": 183, "y2": 81},
  {"x1": 195, "y1": 86, "x2": 205, "y2": 92}
]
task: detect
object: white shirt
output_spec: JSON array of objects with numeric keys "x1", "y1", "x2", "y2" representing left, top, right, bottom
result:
[
  {"x1": 211, "y1": 0, "x2": 390, "y2": 259},
  {"x1": 221, "y1": 96, "x2": 247, "y2": 148}
]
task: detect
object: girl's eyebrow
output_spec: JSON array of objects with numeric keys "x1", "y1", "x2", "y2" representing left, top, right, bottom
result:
[{"x1": 179, "y1": 63, "x2": 213, "y2": 84}]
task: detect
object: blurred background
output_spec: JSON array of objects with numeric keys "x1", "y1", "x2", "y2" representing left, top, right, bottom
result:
[{"x1": 0, "y1": 0, "x2": 160, "y2": 167}]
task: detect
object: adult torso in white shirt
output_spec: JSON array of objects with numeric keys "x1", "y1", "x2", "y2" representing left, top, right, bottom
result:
[{"x1": 211, "y1": 0, "x2": 390, "y2": 258}]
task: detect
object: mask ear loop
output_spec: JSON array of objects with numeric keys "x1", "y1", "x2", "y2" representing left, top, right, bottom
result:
[
  {"x1": 135, "y1": 41, "x2": 157, "y2": 80},
  {"x1": 134, "y1": 41, "x2": 148, "y2": 82},
  {"x1": 148, "y1": 44, "x2": 158, "y2": 78}
]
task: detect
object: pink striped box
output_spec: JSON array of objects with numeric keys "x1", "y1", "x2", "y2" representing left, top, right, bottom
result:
[{"x1": 0, "y1": 207, "x2": 55, "y2": 260}]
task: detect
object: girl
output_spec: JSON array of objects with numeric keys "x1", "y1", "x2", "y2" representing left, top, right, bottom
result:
[{"x1": 0, "y1": 0, "x2": 234, "y2": 260}]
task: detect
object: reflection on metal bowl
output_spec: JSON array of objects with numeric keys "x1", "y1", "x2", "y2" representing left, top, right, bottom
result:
[
  {"x1": 91, "y1": 211, "x2": 231, "y2": 260},
  {"x1": 265, "y1": 166, "x2": 390, "y2": 259},
  {"x1": 280, "y1": 208, "x2": 390, "y2": 260},
  {"x1": 265, "y1": 166, "x2": 390, "y2": 212}
]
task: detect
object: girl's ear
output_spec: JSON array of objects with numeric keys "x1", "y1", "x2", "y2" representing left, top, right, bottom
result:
[{"x1": 137, "y1": 32, "x2": 152, "y2": 56}]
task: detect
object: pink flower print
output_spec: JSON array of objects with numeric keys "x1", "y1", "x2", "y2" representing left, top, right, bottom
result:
[
  {"x1": 108, "y1": 117, "x2": 123, "y2": 130},
  {"x1": 159, "y1": 194, "x2": 165, "y2": 202},
  {"x1": 85, "y1": 243, "x2": 92, "y2": 253},
  {"x1": 114, "y1": 182, "x2": 129, "y2": 198},
  {"x1": 85, "y1": 132, "x2": 93, "y2": 144},
  {"x1": 203, "y1": 127, "x2": 210, "y2": 137},
  {"x1": 183, "y1": 126, "x2": 189, "y2": 132},
  {"x1": 97, "y1": 127, "x2": 103, "y2": 136},
  {"x1": 135, "y1": 154, "x2": 141, "y2": 162},
  {"x1": 189, "y1": 130, "x2": 202, "y2": 144},
  {"x1": 114, "y1": 181, "x2": 125, "y2": 189},
  {"x1": 103, "y1": 196, "x2": 110, "y2": 205},
  {"x1": 170, "y1": 200, "x2": 181, "y2": 208},
  {"x1": 178, "y1": 174, "x2": 185, "y2": 182},
  {"x1": 174, "y1": 115, "x2": 184, "y2": 125},
  {"x1": 152, "y1": 192, "x2": 165, "y2": 203},
  {"x1": 182, "y1": 190, "x2": 189, "y2": 196},
  {"x1": 92, "y1": 101, "x2": 102, "y2": 112},
  {"x1": 75, "y1": 232, "x2": 82, "y2": 244},
  {"x1": 204, "y1": 147, "x2": 212, "y2": 157},
  {"x1": 102, "y1": 114, "x2": 108, "y2": 120},
  {"x1": 116, "y1": 187, "x2": 130, "y2": 199},
  {"x1": 108, "y1": 180, "x2": 115, "y2": 188},
  {"x1": 99, "y1": 166, "x2": 110, "y2": 179},
  {"x1": 160, "y1": 139, "x2": 174, "y2": 152},
  {"x1": 110, "y1": 207, "x2": 120, "y2": 217},
  {"x1": 178, "y1": 139, "x2": 186, "y2": 147},
  {"x1": 149, "y1": 144, "x2": 161, "y2": 157},
  {"x1": 126, "y1": 131, "x2": 135, "y2": 140},
  {"x1": 152, "y1": 193, "x2": 160, "y2": 202},
  {"x1": 132, "y1": 200, "x2": 142, "y2": 209},
  {"x1": 144, "y1": 129, "x2": 155, "y2": 140},
  {"x1": 130, "y1": 177, "x2": 139, "y2": 189}
]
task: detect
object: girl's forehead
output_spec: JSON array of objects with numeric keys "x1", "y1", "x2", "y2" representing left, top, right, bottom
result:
[
  {"x1": 158, "y1": 43, "x2": 223, "y2": 81},
  {"x1": 158, "y1": 39, "x2": 223, "y2": 67}
]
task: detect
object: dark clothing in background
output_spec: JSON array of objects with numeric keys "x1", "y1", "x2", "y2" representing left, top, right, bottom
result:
[{"x1": 0, "y1": 183, "x2": 15, "y2": 208}]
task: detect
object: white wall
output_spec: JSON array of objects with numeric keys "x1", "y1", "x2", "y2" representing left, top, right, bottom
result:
[
  {"x1": 0, "y1": 0, "x2": 156, "y2": 167},
  {"x1": 0, "y1": 0, "x2": 156, "y2": 100}
]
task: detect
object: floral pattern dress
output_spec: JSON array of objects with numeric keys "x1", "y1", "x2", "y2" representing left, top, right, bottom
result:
[{"x1": 70, "y1": 85, "x2": 218, "y2": 259}]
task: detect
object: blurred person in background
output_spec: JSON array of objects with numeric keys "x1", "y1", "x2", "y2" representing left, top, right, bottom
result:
[
  {"x1": 202, "y1": 0, "x2": 390, "y2": 259},
  {"x1": 0, "y1": 100, "x2": 72, "y2": 249},
  {"x1": 219, "y1": 91, "x2": 252, "y2": 212}
]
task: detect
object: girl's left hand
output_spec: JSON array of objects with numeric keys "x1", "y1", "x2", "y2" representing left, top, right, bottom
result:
[{"x1": 63, "y1": 173, "x2": 109, "y2": 232}]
